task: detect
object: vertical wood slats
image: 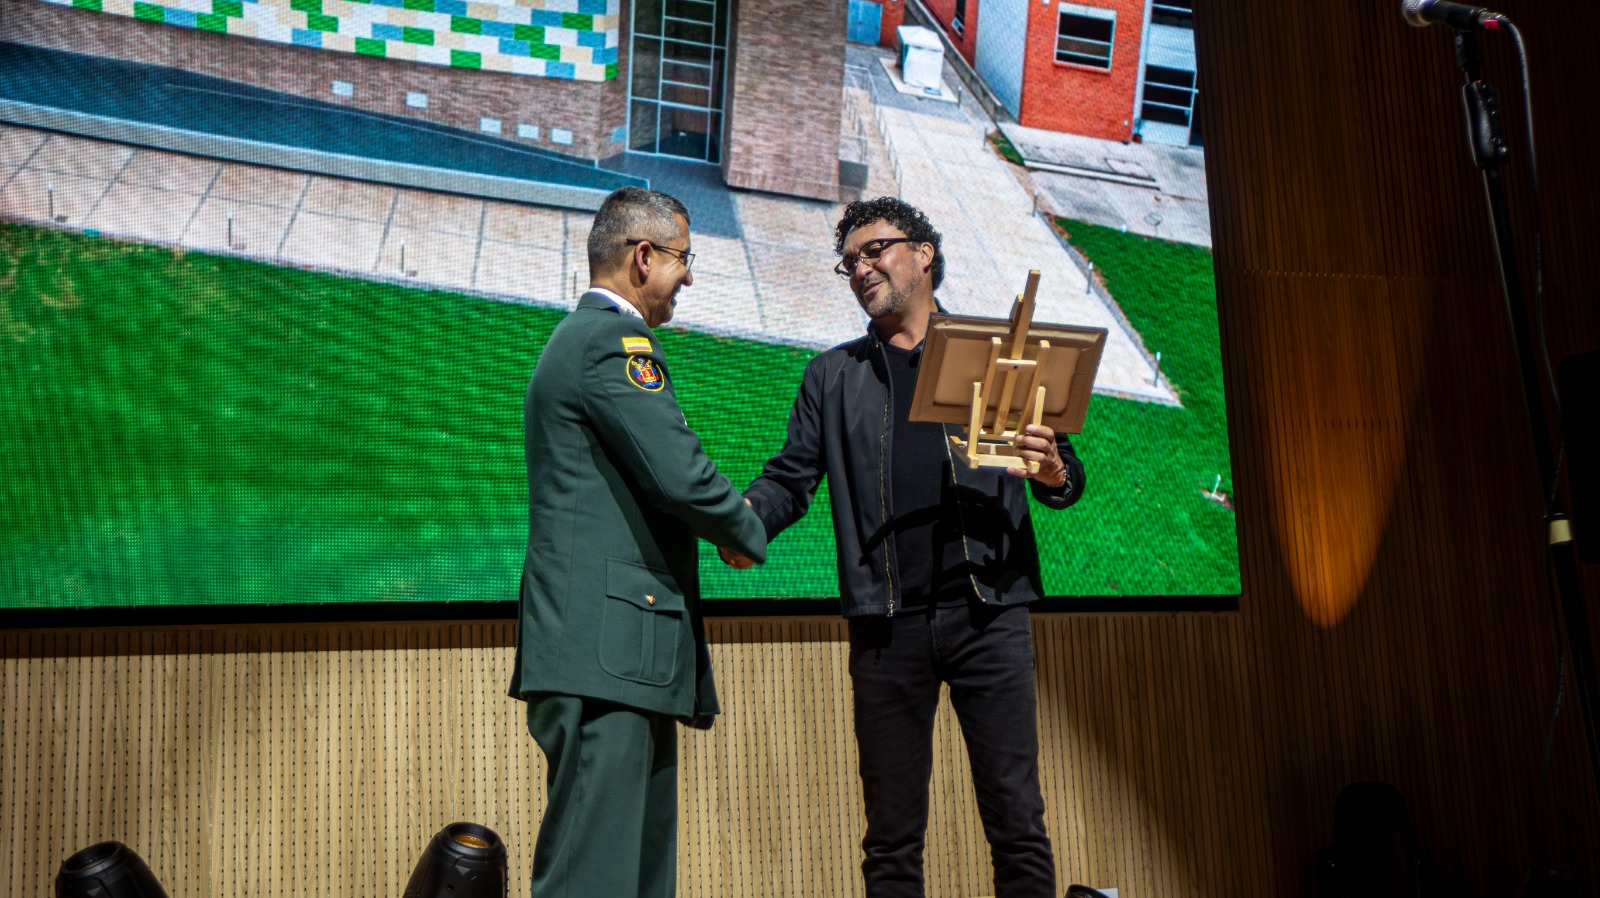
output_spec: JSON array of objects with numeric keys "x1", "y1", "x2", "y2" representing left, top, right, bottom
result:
[
  {"x1": 4, "y1": 591, "x2": 1593, "y2": 897},
  {"x1": 0, "y1": 619, "x2": 1230, "y2": 897}
]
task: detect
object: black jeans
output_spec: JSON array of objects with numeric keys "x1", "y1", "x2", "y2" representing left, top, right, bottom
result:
[{"x1": 848, "y1": 601, "x2": 1056, "y2": 898}]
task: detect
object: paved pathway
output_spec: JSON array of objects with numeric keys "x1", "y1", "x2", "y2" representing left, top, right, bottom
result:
[
  {"x1": 0, "y1": 101, "x2": 1173, "y2": 403},
  {"x1": 1000, "y1": 120, "x2": 1212, "y2": 249},
  {"x1": 874, "y1": 104, "x2": 1174, "y2": 404}
]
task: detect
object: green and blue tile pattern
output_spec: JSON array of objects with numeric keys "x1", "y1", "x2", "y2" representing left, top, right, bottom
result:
[{"x1": 40, "y1": 0, "x2": 620, "y2": 81}]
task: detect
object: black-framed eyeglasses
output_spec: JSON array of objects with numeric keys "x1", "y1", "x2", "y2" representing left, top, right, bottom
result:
[
  {"x1": 834, "y1": 237, "x2": 914, "y2": 280},
  {"x1": 626, "y1": 238, "x2": 695, "y2": 272}
]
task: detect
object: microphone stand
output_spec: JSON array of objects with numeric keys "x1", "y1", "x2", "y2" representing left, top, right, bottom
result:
[{"x1": 1451, "y1": 25, "x2": 1600, "y2": 831}]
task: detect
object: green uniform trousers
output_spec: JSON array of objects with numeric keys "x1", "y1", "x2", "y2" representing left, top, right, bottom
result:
[{"x1": 526, "y1": 694, "x2": 678, "y2": 898}]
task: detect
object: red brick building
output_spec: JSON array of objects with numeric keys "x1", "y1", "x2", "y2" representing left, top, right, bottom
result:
[{"x1": 859, "y1": 0, "x2": 1198, "y2": 147}]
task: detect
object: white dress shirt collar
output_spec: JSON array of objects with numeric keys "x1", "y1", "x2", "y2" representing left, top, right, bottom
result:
[{"x1": 588, "y1": 286, "x2": 642, "y2": 319}]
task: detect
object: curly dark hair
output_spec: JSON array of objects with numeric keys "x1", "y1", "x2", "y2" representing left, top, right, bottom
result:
[{"x1": 833, "y1": 196, "x2": 944, "y2": 290}]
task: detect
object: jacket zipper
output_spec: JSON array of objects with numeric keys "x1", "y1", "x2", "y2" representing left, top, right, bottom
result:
[
  {"x1": 941, "y1": 424, "x2": 989, "y2": 603},
  {"x1": 877, "y1": 337, "x2": 897, "y2": 617}
]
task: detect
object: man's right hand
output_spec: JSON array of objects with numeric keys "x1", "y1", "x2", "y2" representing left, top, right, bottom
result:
[{"x1": 720, "y1": 496, "x2": 760, "y2": 569}]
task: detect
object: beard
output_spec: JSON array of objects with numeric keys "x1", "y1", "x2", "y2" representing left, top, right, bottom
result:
[{"x1": 858, "y1": 268, "x2": 923, "y2": 319}]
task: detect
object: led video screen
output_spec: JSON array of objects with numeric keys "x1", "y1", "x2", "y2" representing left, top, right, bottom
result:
[{"x1": 0, "y1": 0, "x2": 1236, "y2": 616}]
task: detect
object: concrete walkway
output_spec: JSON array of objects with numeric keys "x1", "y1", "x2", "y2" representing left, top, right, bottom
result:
[
  {"x1": 0, "y1": 102, "x2": 1174, "y2": 402},
  {"x1": 873, "y1": 105, "x2": 1175, "y2": 404},
  {"x1": 1000, "y1": 120, "x2": 1212, "y2": 249}
]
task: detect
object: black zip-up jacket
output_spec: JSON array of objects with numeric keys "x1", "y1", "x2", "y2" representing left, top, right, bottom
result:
[{"x1": 744, "y1": 325, "x2": 1086, "y2": 617}]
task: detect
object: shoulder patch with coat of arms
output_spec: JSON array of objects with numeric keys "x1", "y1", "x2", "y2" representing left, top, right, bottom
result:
[{"x1": 626, "y1": 354, "x2": 666, "y2": 392}]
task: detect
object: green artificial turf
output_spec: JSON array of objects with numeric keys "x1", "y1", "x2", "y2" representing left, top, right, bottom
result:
[
  {"x1": 1, "y1": 224, "x2": 528, "y2": 605},
  {"x1": 1033, "y1": 217, "x2": 1238, "y2": 597},
  {"x1": 0, "y1": 222, "x2": 831, "y2": 607},
  {"x1": 0, "y1": 219, "x2": 1235, "y2": 609}
]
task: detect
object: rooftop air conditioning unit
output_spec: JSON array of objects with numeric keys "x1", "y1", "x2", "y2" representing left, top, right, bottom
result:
[{"x1": 896, "y1": 25, "x2": 945, "y2": 92}]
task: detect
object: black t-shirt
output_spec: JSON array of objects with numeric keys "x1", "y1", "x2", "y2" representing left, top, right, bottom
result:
[{"x1": 883, "y1": 342, "x2": 973, "y2": 610}]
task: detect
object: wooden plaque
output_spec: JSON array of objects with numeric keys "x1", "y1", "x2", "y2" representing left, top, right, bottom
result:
[{"x1": 910, "y1": 313, "x2": 1106, "y2": 436}]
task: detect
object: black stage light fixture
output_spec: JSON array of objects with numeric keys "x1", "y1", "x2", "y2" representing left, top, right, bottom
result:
[
  {"x1": 55, "y1": 841, "x2": 169, "y2": 898},
  {"x1": 402, "y1": 821, "x2": 507, "y2": 898}
]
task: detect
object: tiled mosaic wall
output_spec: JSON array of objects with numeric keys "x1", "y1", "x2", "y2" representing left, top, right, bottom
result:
[{"x1": 37, "y1": 0, "x2": 620, "y2": 81}]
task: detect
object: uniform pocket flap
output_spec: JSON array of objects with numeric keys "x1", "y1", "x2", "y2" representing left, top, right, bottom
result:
[{"x1": 605, "y1": 559, "x2": 686, "y2": 615}]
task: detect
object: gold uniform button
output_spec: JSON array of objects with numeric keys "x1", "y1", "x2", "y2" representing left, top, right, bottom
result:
[{"x1": 646, "y1": 594, "x2": 656, "y2": 606}]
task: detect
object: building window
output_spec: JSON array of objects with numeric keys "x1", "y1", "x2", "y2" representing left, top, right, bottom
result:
[
  {"x1": 628, "y1": 0, "x2": 730, "y2": 164},
  {"x1": 1140, "y1": 64, "x2": 1196, "y2": 128},
  {"x1": 1151, "y1": 0, "x2": 1193, "y2": 29},
  {"x1": 1056, "y1": 4, "x2": 1115, "y2": 70},
  {"x1": 952, "y1": 0, "x2": 966, "y2": 35}
]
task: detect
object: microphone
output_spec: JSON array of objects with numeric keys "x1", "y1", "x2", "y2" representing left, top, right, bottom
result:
[{"x1": 1402, "y1": 0, "x2": 1508, "y2": 30}]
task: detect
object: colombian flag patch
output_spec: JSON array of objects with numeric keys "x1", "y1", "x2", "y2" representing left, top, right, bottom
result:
[
  {"x1": 626, "y1": 354, "x2": 666, "y2": 392},
  {"x1": 622, "y1": 337, "x2": 652, "y2": 353}
]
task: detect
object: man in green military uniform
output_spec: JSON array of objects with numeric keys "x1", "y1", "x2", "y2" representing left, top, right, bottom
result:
[{"x1": 510, "y1": 186, "x2": 767, "y2": 897}]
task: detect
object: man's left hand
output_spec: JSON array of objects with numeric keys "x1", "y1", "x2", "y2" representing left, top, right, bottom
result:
[{"x1": 1008, "y1": 424, "x2": 1067, "y2": 488}]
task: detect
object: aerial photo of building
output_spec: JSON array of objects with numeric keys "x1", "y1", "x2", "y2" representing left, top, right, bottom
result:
[
  {"x1": 0, "y1": 0, "x2": 848, "y2": 205},
  {"x1": 855, "y1": 0, "x2": 1198, "y2": 146}
]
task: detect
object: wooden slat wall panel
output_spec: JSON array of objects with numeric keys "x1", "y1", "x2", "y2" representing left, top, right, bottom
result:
[
  {"x1": 1199, "y1": 1, "x2": 1600, "y2": 894},
  {"x1": 4, "y1": 0, "x2": 1600, "y2": 895},
  {"x1": 2, "y1": 597, "x2": 1598, "y2": 896}
]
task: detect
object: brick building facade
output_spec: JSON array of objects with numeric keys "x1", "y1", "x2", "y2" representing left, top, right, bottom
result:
[
  {"x1": 0, "y1": 0, "x2": 848, "y2": 202},
  {"x1": 2, "y1": 0, "x2": 630, "y2": 159},
  {"x1": 1016, "y1": 0, "x2": 1146, "y2": 141},
  {"x1": 722, "y1": 0, "x2": 846, "y2": 200},
  {"x1": 884, "y1": 0, "x2": 1198, "y2": 147}
]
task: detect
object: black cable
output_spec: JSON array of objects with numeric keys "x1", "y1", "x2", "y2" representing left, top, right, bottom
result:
[
  {"x1": 1505, "y1": 23, "x2": 1564, "y2": 506},
  {"x1": 1502, "y1": 37, "x2": 1579, "y2": 879},
  {"x1": 1518, "y1": 651, "x2": 1565, "y2": 898},
  {"x1": 1509, "y1": 537, "x2": 1571, "y2": 898},
  {"x1": 1495, "y1": 24, "x2": 1571, "y2": 898}
]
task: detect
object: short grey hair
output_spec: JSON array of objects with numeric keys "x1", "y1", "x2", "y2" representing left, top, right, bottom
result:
[{"x1": 587, "y1": 186, "x2": 690, "y2": 275}]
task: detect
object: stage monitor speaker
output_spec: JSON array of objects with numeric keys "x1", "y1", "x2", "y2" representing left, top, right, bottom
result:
[
  {"x1": 55, "y1": 842, "x2": 168, "y2": 898},
  {"x1": 1559, "y1": 350, "x2": 1600, "y2": 564}
]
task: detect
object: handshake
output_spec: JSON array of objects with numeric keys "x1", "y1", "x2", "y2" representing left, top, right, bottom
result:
[
  {"x1": 718, "y1": 545, "x2": 758, "y2": 570},
  {"x1": 720, "y1": 495, "x2": 759, "y2": 570}
]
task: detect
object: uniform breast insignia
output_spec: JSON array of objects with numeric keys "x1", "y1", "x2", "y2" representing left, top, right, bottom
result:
[
  {"x1": 626, "y1": 354, "x2": 666, "y2": 392},
  {"x1": 622, "y1": 337, "x2": 653, "y2": 354}
]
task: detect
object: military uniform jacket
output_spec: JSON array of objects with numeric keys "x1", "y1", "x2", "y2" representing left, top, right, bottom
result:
[{"x1": 510, "y1": 292, "x2": 767, "y2": 722}]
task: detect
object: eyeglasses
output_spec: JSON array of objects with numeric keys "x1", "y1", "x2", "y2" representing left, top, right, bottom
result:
[
  {"x1": 834, "y1": 237, "x2": 914, "y2": 280},
  {"x1": 626, "y1": 238, "x2": 695, "y2": 272}
]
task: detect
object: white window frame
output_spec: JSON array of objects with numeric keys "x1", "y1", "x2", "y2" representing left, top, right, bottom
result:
[
  {"x1": 1139, "y1": 63, "x2": 1197, "y2": 129},
  {"x1": 1055, "y1": 3, "x2": 1115, "y2": 70},
  {"x1": 1151, "y1": 0, "x2": 1193, "y2": 27}
]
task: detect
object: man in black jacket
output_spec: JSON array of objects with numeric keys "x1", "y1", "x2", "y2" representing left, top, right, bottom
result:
[{"x1": 729, "y1": 197, "x2": 1086, "y2": 898}]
